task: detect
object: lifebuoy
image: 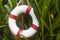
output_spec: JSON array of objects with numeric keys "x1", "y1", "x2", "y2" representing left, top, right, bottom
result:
[{"x1": 8, "y1": 5, "x2": 39, "y2": 38}]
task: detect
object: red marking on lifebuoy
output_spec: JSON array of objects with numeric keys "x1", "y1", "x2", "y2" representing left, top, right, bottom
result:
[
  {"x1": 9, "y1": 14, "x2": 17, "y2": 20},
  {"x1": 16, "y1": 28, "x2": 23, "y2": 37},
  {"x1": 26, "y1": 6, "x2": 31, "y2": 14},
  {"x1": 32, "y1": 24, "x2": 39, "y2": 30}
]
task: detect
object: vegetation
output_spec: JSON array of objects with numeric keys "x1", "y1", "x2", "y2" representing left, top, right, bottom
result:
[{"x1": 0, "y1": 0, "x2": 60, "y2": 40}]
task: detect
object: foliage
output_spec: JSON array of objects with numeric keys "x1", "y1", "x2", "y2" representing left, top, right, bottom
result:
[{"x1": 0, "y1": 0, "x2": 60, "y2": 40}]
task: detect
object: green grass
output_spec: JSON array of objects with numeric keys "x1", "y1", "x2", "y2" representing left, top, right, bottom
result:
[{"x1": 0, "y1": 0, "x2": 60, "y2": 40}]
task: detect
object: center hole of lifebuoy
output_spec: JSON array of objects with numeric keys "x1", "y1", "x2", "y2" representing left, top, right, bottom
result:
[{"x1": 16, "y1": 13, "x2": 32, "y2": 30}]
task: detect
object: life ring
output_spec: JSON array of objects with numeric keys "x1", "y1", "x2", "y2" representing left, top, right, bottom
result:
[{"x1": 8, "y1": 5, "x2": 39, "y2": 38}]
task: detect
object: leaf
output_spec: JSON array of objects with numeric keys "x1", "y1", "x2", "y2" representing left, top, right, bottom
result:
[
  {"x1": 8, "y1": 0, "x2": 12, "y2": 8},
  {"x1": 56, "y1": 30, "x2": 60, "y2": 40},
  {"x1": 4, "y1": 5, "x2": 11, "y2": 12},
  {"x1": 0, "y1": 0, "x2": 5, "y2": 13},
  {"x1": 42, "y1": 0, "x2": 51, "y2": 19},
  {"x1": 55, "y1": 0, "x2": 60, "y2": 14},
  {"x1": 52, "y1": 14, "x2": 60, "y2": 30},
  {"x1": 11, "y1": 0, "x2": 17, "y2": 8},
  {"x1": 34, "y1": 0, "x2": 41, "y2": 14},
  {"x1": 0, "y1": 25, "x2": 7, "y2": 28}
]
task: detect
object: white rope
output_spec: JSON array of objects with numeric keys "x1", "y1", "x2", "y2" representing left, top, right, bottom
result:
[
  {"x1": 17, "y1": 0, "x2": 30, "y2": 6},
  {"x1": 17, "y1": 0, "x2": 23, "y2": 6},
  {"x1": 27, "y1": 0, "x2": 30, "y2": 5}
]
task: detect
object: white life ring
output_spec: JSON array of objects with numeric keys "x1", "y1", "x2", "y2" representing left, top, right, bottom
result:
[{"x1": 8, "y1": 5, "x2": 39, "y2": 38}]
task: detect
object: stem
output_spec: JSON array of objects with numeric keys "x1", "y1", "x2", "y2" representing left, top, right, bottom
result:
[
  {"x1": 21, "y1": 14, "x2": 24, "y2": 29},
  {"x1": 20, "y1": 0, "x2": 24, "y2": 29},
  {"x1": 41, "y1": 18, "x2": 45, "y2": 40},
  {"x1": 49, "y1": 14, "x2": 53, "y2": 40},
  {"x1": 42, "y1": 24, "x2": 44, "y2": 40},
  {"x1": 44, "y1": 21, "x2": 49, "y2": 32}
]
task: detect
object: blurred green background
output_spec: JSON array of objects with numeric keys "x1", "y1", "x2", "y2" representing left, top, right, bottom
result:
[{"x1": 0, "y1": 0, "x2": 60, "y2": 40}]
